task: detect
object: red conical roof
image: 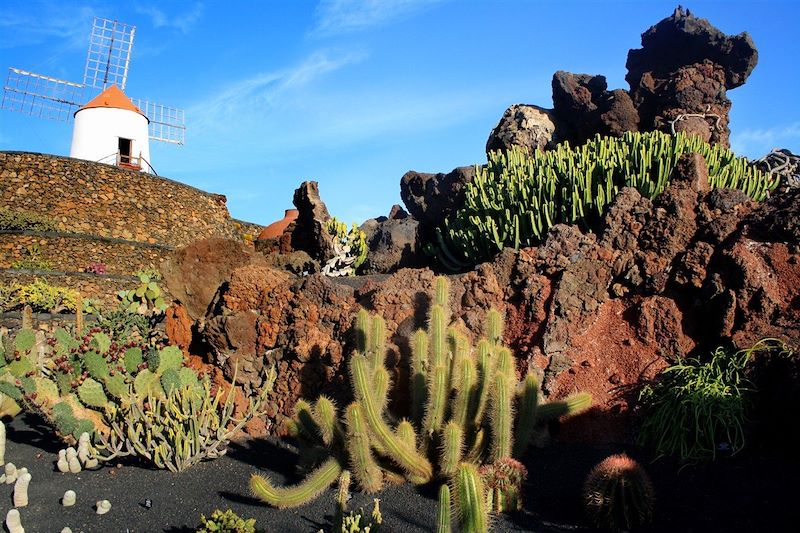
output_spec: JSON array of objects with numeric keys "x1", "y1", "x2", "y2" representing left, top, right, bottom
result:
[{"x1": 78, "y1": 85, "x2": 145, "y2": 117}]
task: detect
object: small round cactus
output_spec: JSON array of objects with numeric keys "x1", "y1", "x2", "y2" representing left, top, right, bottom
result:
[
  {"x1": 96, "y1": 499, "x2": 112, "y2": 515},
  {"x1": 62, "y1": 490, "x2": 76, "y2": 507},
  {"x1": 583, "y1": 453, "x2": 654, "y2": 531}
]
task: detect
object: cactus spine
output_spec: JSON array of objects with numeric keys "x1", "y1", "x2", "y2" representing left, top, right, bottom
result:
[
  {"x1": 344, "y1": 403, "x2": 383, "y2": 493},
  {"x1": 334, "y1": 470, "x2": 351, "y2": 531},
  {"x1": 583, "y1": 453, "x2": 654, "y2": 531}
]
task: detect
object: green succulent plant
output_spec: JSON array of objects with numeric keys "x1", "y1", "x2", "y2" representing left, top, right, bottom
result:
[
  {"x1": 583, "y1": 453, "x2": 654, "y2": 532},
  {"x1": 118, "y1": 273, "x2": 167, "y2": 314},
  {"x1": 197, "y1": 508, "x2": 257, "y2": 533},
  {"x1": 433, "y1": 131, "x2": 780, "y2": 270},
  {"x1": 249, "y1": 276, "x2": 591, "y2": 532}
]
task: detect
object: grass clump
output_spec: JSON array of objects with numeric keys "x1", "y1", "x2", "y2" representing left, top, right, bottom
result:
[
  {"x1": 0, "y1": 278, "x2": 79, "y2": 313},
  {"x1": 637, "y1": 339, "x2": 787, "y2": 462}
]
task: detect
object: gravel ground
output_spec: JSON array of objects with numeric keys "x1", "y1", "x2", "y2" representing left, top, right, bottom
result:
[
  {"x1": 3, "y1": 413, "x2": 797, "y2": 533},
  {"x1": 0, "y1": 414, "x2": 542, "y2": 533}
]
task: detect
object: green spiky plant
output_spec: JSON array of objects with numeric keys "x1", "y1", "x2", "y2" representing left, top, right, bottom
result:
[
  {"x1": 583, "y1": 453, "x2": 655, "y2": 532},
  {"x1": 2, "y1": 326, "x2": 272, "y2": 471},
  {"x1": 95, "y1": 365, "x2": 275, "y2": 472},
  {"x1": 250, "y1": 276, "x2": 592, "y2": 531},
  {"x1": 637, "y1": 339, "x2": 786, "y2": 463},
  {"x1": 432, "y1": 131, "x2": 780, "y2": 270}
]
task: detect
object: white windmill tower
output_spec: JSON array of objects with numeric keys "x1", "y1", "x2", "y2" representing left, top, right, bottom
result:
[{"x1": 1, "y1": 17, "x2": 185, "y2": 174}]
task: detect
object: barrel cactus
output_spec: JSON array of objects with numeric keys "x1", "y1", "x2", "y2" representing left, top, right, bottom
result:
[{"x1": 583, "y1": 453, "x2": 655, "y2": 531}]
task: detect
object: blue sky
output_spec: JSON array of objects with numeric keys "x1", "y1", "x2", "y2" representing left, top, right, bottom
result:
[{"x1": 1, "y1": 0, "x2": 798, "y2": 226}]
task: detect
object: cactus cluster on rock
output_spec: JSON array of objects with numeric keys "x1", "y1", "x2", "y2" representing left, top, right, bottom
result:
[
  {"x1": 433, "y1": 131, "x2": 779, "y2": 269},
  {"x1": 250, "y1": 276, "x2": 591, "y2": 532}
]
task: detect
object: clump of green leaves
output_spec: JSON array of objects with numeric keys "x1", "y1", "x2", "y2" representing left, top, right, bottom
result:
[
  {"x1": 197, "y1": 508, "x2": 257, "y2": 533},
  {"x1": 322, "y1": 217, "x2": 368, "y2": 276},
  {"x1": 637, "y1": 339, "x2": 785, "y2": 462},
  {"x1": 132, "y1": 268, "x2": 162, "y2": 281},
  {"x1": 0, "y1": 207, "x2": 58, "y2": 232}
]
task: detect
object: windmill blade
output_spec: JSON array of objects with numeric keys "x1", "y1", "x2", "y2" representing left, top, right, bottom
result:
[
  {"x1": 1, "y1": 67, "x2": 84, "y2": 122},
  {"x1": 84, "y1": 17, "x2": 135, "y2": 91},
  {"x1": 132, "y1": 98, "x2": 186, "y2": 145}
]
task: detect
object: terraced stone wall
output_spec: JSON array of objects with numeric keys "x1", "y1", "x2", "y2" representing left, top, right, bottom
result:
[
  {"x1": 0, "y1": 151, "x2": 245, "y2": 246},
  {"x1": 0, "y1": 230, "x2": 170, "y2": 275}
]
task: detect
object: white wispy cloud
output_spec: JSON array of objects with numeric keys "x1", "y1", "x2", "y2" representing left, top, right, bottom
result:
[
  {"x1": 0, "y1": 3, "x2": 94, "y2": 52},
  {"x1": 189, "y1": 49, "x2": 367, "y2": 133},
  {"x1": 731, "y1": 122, "x2": 800, "y2": 158},
  {"x1": 311, "y1": 0, "x2": 445, "y2": 37},
  {"x1": 134, "y1": 2, "x2": 205, "y2": 34}
]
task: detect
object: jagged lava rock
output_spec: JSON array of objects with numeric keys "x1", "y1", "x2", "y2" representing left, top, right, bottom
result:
[
  {"x1": 360, "y1": 205, "x2": 425, "y2": 274},
  {"x1": 290, "y1": 181, "x2": 336, "y2": 262},
  {"x1": 626, "y1": 7, "x2": 758, "y2": 146},
  {"x1": 626, "y1": 6, "x2": 757, "y2": 89},
  {"x1": 400, "y1": 165, "x2": 476, "y2": 243},
  {"x1": 161, "y1": 237, "x2": 267, "y2": 320},
  {"x1": 551, "y1": 71, "x2": 639, "y2": 146},
  {"x1": 486, "y1": 104, "x2": 561, "y2": 155}
]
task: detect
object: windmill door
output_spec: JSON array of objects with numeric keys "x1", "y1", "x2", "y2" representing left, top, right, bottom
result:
[{"x1": 117, "y1": 137, "x2": 140, "y2": 169}]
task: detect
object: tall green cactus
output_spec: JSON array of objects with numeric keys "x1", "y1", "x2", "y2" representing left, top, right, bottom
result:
[
  {"x1": 250, "y1": 276, "x2": 592, "y2": 520},
  {"x1": 454, "y1": 463, "x2": 489, "y2": 533},
  {"x1": 433, "y1": 130, "x2": 780, "y2": 269},
  {"x1": 437, "y1": 484, "x2": 452, "y2": 533}
]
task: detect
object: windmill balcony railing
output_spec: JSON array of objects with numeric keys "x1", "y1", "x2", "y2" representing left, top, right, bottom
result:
[{"x1": 97, "y1": 151, "x2": 158, "y2": 175}]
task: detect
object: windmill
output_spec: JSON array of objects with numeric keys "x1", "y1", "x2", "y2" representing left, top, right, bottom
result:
[{"x1": 1, "y1": 17, "x2": 185, "y2": 174}]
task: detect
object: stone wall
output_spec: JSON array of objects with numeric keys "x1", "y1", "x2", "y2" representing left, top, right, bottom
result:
[
  {"x1": 0, "y1": 151, "x2": 252, "y2": 247},
  {"x1": 0, "y1": 230, "x2": 171, "y2": 275}
]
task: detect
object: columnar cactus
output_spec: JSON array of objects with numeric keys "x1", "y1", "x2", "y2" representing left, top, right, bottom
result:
[
  {"x1": 433, "y1": 130, "x2": 780, "y2": 269},
  {"x1": 5, "y1": 508, "x2": 23, "y2": 533},
  {"x1": 251, "y1": 275, "x2": 592, "y2": 522},
  {"x1": 437, "y1": 484, "x2": 452, "y2": 533}
]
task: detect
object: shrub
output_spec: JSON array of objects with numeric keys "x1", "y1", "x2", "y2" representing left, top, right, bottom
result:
[
  {"x1": 118, "y1": 272, "x2": 167, "y2": 314},
  {"x1": 132, "y1": 267, "x2": 162, "y2": 281},
  {"x1": 0, "y1": 207, "x2": 58, "y2": 232},
  {"x1": 1, "y1": 278, "x2": 79, "y2": 313},
  {"x1": 96, "y1": 309, "x2": 152, "y2": 342},
  {"x1": 197, "y1": 509, "x2": 257, "y2": 533},
  {"x1": 10, "y1": 243, "x2": 53, "y2": 271},
  {"x1": 433, "y1": 131, "x2": 779, "y2": 269},
  {"x1": 583, "y1": 453, "x2": 654, "y2": 531},
  {"x1": 637, "y1": 340, "x2": 781, "y2": 462}
]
